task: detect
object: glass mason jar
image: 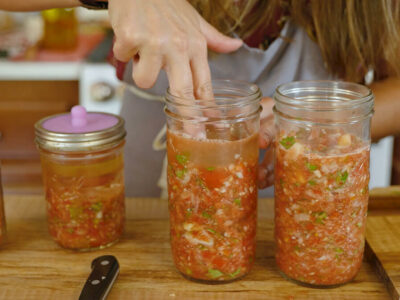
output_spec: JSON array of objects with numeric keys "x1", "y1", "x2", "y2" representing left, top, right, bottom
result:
[
  {"x1": 273, "y1": 81, "x2": 374, "y2": 287},
  {"x1": 0, "y1": 168, "x2": 6, "y2": 246},
  {"x1": 35, "y1": 106, "x2": 126, "y2": 251},
  {"x1": 165, "y1": 80, "x2": 261, "y2": 283}
]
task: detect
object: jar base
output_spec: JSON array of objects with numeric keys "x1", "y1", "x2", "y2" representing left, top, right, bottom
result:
[
  {"x1": 57, "y1": 238, "x2": 120, "y2": 252},
  {"x1": 279, "y1": 270, "x2": 354, "y2": 289},
  {"x1": 179, "y1": 271, "x2": 247, "y2": 284}
]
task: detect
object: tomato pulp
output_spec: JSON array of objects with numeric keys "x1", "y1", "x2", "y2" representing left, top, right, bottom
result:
[
  {"x1": 40, "y1": 146, "x2": 125, "y2": 250},
  {"x1": 167, "y1": 130, "x2": 259, "y2": 282},
  {"x1": 275, "y1": 130, "x2": 370, "y2": 286}
]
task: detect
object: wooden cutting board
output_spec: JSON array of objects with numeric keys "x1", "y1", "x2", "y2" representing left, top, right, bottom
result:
[
  {"x1": 366, "y1": 215, "x2": 400, "y2": 300},
  {"x1": 0, "y1": 195, "x2": 390, "y2": 300}
]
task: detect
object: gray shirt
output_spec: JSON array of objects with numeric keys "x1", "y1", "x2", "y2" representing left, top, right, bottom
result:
[{"x1": 120, "y1": 21, "x2": 334, "y2": 197}]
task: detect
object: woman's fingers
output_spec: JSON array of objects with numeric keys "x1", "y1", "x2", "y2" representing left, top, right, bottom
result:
[
  {"x1": 165, "y1": 53, "x2": 194, "y2": 100},
  {"x1": 132, "y1": 50, "x2": 163, "y2": 89},
  {"x1": 165, "y1": 53, "x2": 206, "y2": 138},
  {"x1": 190, "y1": 39, "x2": 213, "y2": 101},
  {"x1": 199, "y1": 17, "x2": 243, "y2": 53}
]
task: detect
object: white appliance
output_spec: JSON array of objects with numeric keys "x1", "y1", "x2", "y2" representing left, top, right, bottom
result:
[{"x1": 79, "y1": 63, "x2": 123, "y2": 115}]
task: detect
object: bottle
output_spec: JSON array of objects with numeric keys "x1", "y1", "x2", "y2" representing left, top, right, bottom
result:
[{"x1": 41, "y1": 8, "x2": 78, "y2": 50}]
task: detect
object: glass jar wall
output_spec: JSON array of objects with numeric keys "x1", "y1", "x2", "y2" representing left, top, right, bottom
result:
[
  {"x1": 35, "y1": 107, "x2": 126, "y2": 251},
  {"x1": 165, "y1": 80, "x2": 261, "y2": 283},
  {"x1": 273, "y1": 81, "x2": 374, "y2": 287}
]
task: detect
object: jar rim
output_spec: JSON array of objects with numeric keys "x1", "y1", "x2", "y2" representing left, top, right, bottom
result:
[
  {"x1": 35, "y1": 112, "x2": 126, "y2": 152},
  {"x1": 274, "y1": 80, "x2": 374, "y2": 111},
  {"x1": 165, "y1": 79, "x2": 262, "y2": 123},
  {"x1": 165, "y1": 79, "x2": 261, "y2": 108}
]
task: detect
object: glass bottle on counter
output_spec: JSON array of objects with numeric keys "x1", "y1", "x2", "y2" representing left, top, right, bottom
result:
[
  {"x1": 41, "y1": 8, "x2": 78, "y2": 50},
  {"x1": 35, "y1": 106, "x2": 126, "y2": 251},
  {"x1": 165, "y1": 80, "x2": 261, "y2": 283},
  {"x1": 273, "y1": 81, "x2": 374, "y2": 287},
  {"x1": 0, "y1": 168, "x2": 6, "y2": 246}
]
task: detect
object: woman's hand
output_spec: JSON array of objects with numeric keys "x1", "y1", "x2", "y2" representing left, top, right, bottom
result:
[
  {"x1": 108, "y1": 0, "x2": 242, "y2": 99},
  {"x1": 258, "y1": 97, "x2": 275, "y2": 189}
]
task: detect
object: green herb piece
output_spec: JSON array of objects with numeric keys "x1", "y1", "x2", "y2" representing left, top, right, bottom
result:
[
  {"x1": 91, "y1": 202, "x2": 103, "y2": 212},
  {"x1": 279, "y1": 136, "x2": 296, "y2": 149},
  {"x1": 294, "y1": 245, "x2": 302, "y2": 253},
  {"x1": 356, "y1": 222, "x2": 362, "y2": 228},
  {"x1": 315, "y1": 211, "x2": 328, "y2": 224},
  {"x1": 335, "y1": 247, "x2": 344, "y2": 254},
  {"x1": 176, "y1": 154, "x2": 188, "y2": 165},
  {"x1": 206, "y1": 167, "x2": 215, "y2": 171},
  {"x1": 69, "y1": 207, "x2": 82, "y2": 219},
  {"x1": 202, "y1": 211, "x2": 211, "y2": 219},
  {"x1": 280, "y1": 179, "x2": 285, "y2": 187},
  {"x1": 186, "y1": 208, "x2": 192, "y2": 217},
  {"x1": 306, "y1": 162, "x2": 318, "y2": 171},
  {"x1": 229, "y1": 268, "x2": 241, "y2": 278},
  {"x1": 196, "y1": 178, "x2": 208, "y2": 190},
  {"x1": 208, "y1": 269, "x2": 224, "y2": 279},
  {"x1": 207, "y1": 228, "x2": 216, "y2": 234},
  {"x1": 234, "y1": 198, "x2": 241, "y2": 206},
  {"x1": 308, "y1": 180, "x2": 317, "y2": 186},
  {"x1": 185, "y1": 268, "x2": 192, "y2": 275},
  {"x1": 175, "y1": 169, "x2": 186, "y2": 179},
  {"x1": 67, "y1": 228, "x2": 74, "y2": 234},
  {"x1": 198, "y1": 244, "x2": 207, "y2": 250},
  {"x1": 336, "y1": 171, "x2": 349, "y2": 185}
]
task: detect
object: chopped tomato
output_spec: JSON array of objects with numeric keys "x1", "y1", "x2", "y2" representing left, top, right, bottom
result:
[
  {"x1": 275, "y1": 130, "x2": 369, "y2": 286},
  {"x1": 167, "y1": 130, "x2": 258, "y2": 282},
  {"x1": 40, "y1": 147, "x2": 125, "y2": 250}
]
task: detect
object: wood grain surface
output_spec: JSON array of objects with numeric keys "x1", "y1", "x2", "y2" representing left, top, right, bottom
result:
[
  {"x1": 366, "y1": 215, "x2": 400, "y2": 300},
  {"x1": 0, "y1": 195, "x2": 391, "y2": 300}
]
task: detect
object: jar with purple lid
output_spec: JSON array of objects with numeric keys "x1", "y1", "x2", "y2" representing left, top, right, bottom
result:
[{"x1": 35, "y1": 106, "x2": 126, "y2": 251}]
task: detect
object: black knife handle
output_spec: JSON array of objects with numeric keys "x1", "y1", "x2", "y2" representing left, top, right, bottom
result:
[{"x1": 79, "y1": 255, "x2": 119, "y2": 300}]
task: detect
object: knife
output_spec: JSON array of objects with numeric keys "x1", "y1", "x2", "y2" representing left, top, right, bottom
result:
[{"x1": 79, "y1": 255, "x2": 119, "y2": 300}]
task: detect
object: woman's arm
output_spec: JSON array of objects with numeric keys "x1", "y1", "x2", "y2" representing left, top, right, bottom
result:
[
  {"x1": 0, "y1": 0, "x2": 80, "y2": 11},
  {"x1": 370, "y1": 77, "x2": 400, "y2": 141}
]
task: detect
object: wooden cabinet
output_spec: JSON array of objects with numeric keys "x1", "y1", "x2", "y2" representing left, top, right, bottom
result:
[
  {"x1": 392, "y1": 136, "x2": 400, "y2": 185},
  {"x1": 0, "y1": 80, "x2": 79, "y2": 192}
]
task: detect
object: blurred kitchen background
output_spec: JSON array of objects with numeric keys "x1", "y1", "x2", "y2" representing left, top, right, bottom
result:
[{"x1": 0, "y1": 8, "x2": 399, "y2": 194}]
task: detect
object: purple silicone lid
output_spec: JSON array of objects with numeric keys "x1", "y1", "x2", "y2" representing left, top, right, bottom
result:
[{"x1": 42, "y1": 105, "x2": 119, "y2": 133}]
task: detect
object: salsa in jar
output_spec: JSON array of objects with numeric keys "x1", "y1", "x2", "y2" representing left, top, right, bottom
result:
[
  {"x1": 35, "y1": 106, "x2": 126, "y2": 251},
  {"x1": 167, "y1": 130, "x2": 258, "y2": 282},
  {"x1": 40, "y1": 145, "x2": 125, "y2": 250},
  {"x1": 275, "y1": 129, "x2": 370, "y2": 286},
  {"x1": 273, "y1": 81, "x2": 373, "y2": 287}
]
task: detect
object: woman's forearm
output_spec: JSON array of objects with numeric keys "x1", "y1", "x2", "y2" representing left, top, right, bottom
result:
[
  {"x1": 370, "y1": 77, "x2": 400, "y2": 141},
  {"x1": 0, "y1": 0, "x2": 80, "y2": 11}
]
